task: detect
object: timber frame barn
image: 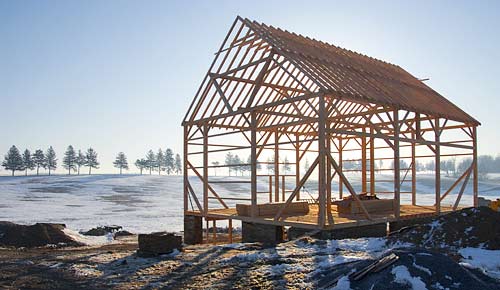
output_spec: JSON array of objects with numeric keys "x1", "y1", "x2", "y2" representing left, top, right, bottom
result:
[{"x1": 182, "y1": 17, "x2": 480, "y2": 243}]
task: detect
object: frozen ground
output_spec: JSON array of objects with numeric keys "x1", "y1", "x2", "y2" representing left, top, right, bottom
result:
[{"x1": 0, "y1": 173, "x2": 499, "y2": 234}]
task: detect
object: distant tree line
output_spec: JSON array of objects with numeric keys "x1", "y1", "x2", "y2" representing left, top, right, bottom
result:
[
  {"x1": 2, "y1": 145, "x2": 183, "y2": 176},
  {"x1": 1, "y1": 145, "x2": 99, "y2": 176},
  {"x1": 133, "y1": 148, "x2": 182, "y2": 175}
]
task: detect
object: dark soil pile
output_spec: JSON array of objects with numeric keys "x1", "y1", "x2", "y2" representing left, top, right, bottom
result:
[
  {"x1": 389, "y1": 207, "x2": 500, "y2": 250},
  {"x1": 81, "y1": 225, "x2": 122, "y2": 236},
  {"x1": 0, "y1": 222, "x2": 83, "y2": 248},
  {"x1": 313, "y1": 248, "x2": 500, "y2": 290}
]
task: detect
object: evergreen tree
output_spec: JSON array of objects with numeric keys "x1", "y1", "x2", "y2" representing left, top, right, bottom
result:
[
  {"x1": 146, "y1": 150, "x2": 156, "y2": 175},
  {"x1": 2, "y1": 145, "x2": 24, "y2": 176},
  {"x1": 75, "y1": 150, "x2": 86, "y2": 175},
  {"x1": 113, "y1": 152, "x2": 129, "y2": 174},
  {"x1": 175, "y1": 153, "x2": 182, "y2": 174},
  {"x1": 233, "y1": 155, "x2": 242, "y2": 176},
  {"x1": 46, "y1": 146, "x2": 57, "y2": 176},
  {"x1": 135, "y1": 159, "x2": 147, "y2": 175},
  {"x1": 225, "y1": 152, "x2": 234, "y2": 176},
  {"x1": 164, "y1": 148, "x2": 174, "y2": 174},
  {"x1": 211, "y1": 161, "x2": 220, "y2": 176},
  {"x1": 32, "y1": 149, "x2": 46, "y2": 176},
  {"x1": 85, "y1": 148, "x2": 99, "y2": 175},
  {"x1": 266, "y1": 156, "x2": 275, "y2": 174},
  {"x1": 303, "y1": 158, "x2": 310, "y2": 173},
  {"x1": 63, "y1": 145, "x2": 77, "y2": 175},
  {"x1": 156, "y1": 149, "x2": 165, "y2": 175},
  {"x1": 22, "y1": 149, "x2": 35, "y2": 176},
  {"x1": 282, "y1": 156, "x2": 291, "y2": 174}
]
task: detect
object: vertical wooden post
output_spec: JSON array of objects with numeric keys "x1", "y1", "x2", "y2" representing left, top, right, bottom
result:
[
  {"x1": 435, "y1": 118, "x2": 441, "y2": 214},
  {"x1": 361, "y1": 128, "x2": 367, "y2": 193},
  {"x1": 472, "y1": 126, "x2": 478, "y2": 207},
  {"x1": 317, "y1": 95, "x2": 327, "y2": 227},
  {"x1": 326, "y1": 123, "x2": 332, "y2": 218},
  {"x1": 339, "y1": 137, "x2": 343, "y2": 199},
  {"x1": 203, "y1": 124, "x2": 209, "y2": 215},
  {"x1": 274, "y1": 130, "x2": 280, "y2": 202},
  {"x1": 205, "y1": 219, "x2": 209, "y2": 242},
  {"x1": 228, "y1": 219, "x2": 233, "y2": 243},
  {"x1": 183, "y1": 125, "x2": 189, "y2": 212},
  {"x1": 411, "y1": 132, "x2": 417, "y2": 206},
  {"x1": 212, "y1": 220, "x2": 216, "y2": 242},
  {"x1": 370, "y1": 127, "x2": 375, "y2": 196},
  {"x1": 268, "y1": 176, "x2": 272, "y2": 203},
  {"x1": 251, "y1": 111, "x2": 258, "y2": 217},
  {"x1": 295, "y1": 134, "x2": 300, "y2": 201},
  {"x1": 281, "y1": 175, "x2": 286, "y2": 201},
  {"x1": 393, "y1": 110, "x2": 401, "y2": 219}
]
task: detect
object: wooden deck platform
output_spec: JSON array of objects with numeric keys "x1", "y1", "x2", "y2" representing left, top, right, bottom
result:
[{"x1": 186, "y1": 204, "x2": 457, "y2": 230}]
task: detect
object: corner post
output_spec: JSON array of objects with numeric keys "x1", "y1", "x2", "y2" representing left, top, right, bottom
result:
[
  {"x1": 435, "y1": 118, "x2": 441, "y2": 214},
  {"x1": 203, "y1": 123, "x2": 209, "y2": 215},
  {"x1": 411, "y1": 131, "x2": 417, "y2": 206},
  {"x1": 472, "y1": 126, "x2": 478, "y2": 207},
  {"x1": 183, "y1": 125, "x2": 189, "y2": 212},
  {"x1": 274, "y1": 130, "x2": 280, "y2": 202},
  {"x1": 295, "y1": 134, "x2": 301, "y2": 201},
  {"x1": 317, "y1": 95, "x2": 327, "y2": 227},
  {"x1": 393, "y1": 109, "x2": 401, "y2": 219},
  {"x1": 251, "y1": 111, "x2": 258, "y2": 217}
]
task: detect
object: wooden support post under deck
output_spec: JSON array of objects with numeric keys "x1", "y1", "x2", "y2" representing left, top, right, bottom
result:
[
  {"x1": 362, "y1": 128, "x2": 367, "y2": 193},
  {"x1": 370, "y1": 127, "x2": 375, "y2": 195},
  {"x1": 274, "y1": 130, "x2": 280, "y2": 202},
  {"x1": 393, "y1": 110, "x2": 401, "y2": 219},
  {"x1": 212, "y1": 220, "x2": 216, "y2": 242},
  {"x1": 338, "y1": 137, "x2": 343, "y2": 199},
  {"x1": 472, "y1": 126, "x2": 478, "y2": 207},
  {"x1": 250, "y1": 111, "x2": 257, "y2": 217},
  {"x1": 327, "y1": 127, "x2": 332, "y2": 212},
  {"x1": 435, "y1": 118, "x2": 441, "y2": 214},
  {"x1": 203, "y1": 124, "x2": 209, "y2": 215},
  {"x1": 411, "y1": 131, "x2": 417, "y2": 205},
  {"x1": 228, "y1": 219, "x2": 233, "y2": 243},
  {"x1": 268, "y1": 176, "x2": 272, "y2": 203},
  {"x1": 317, "y1": 95, "x2": 327, "y2": 227},
  {"x1": 295, "y1": 134, "x2": 300, "y2": 201},
  {"x1": 183, "y1": 125, "x2": 189, "y2": 212}
]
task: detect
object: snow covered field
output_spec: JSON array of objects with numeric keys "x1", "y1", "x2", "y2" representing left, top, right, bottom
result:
[{"x1": 0, "y1": 174, "x2": 499, "y2": 234}]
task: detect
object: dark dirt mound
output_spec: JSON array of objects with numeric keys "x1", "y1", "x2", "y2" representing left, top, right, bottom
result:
[
  {"x1": 389, "y1": 207, "x2": 500, "y2": 250},
  {"x1": 0, "y1": 222, "x2": 83, "y2": 248},
  {"x1": 314, "y1": 248, "x2": 500, "y2": 290},
  {"x1": 81, "y1": 225, "x2": 123, "y2": 236}
]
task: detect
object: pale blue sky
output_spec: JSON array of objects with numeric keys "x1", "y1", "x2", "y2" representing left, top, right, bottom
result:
[{"x1": 1, "y1": 0, "x2": 499, "y2": 174}]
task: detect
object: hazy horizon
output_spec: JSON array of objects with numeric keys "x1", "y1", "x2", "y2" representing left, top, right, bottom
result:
[{"x1": 2, "y1": 0, "x2": 499, "y2": 174}]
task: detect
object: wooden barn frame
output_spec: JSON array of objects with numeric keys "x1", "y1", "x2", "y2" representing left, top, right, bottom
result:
[{"x1": 182, "y1": 17, "x2": 480, "y2": 242}]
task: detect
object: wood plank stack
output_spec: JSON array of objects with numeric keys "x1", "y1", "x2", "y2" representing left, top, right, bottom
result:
[{"x1": 236, "y1": 202, "x2": 309, "y2": 217}]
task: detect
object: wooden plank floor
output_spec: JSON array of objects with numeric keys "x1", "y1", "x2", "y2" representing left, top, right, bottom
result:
[{"x1": 187, "y1": 204, "x2": 457, "y2": 230}]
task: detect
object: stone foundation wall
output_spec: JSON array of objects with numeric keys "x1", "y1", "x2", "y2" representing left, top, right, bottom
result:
[{"x1": 184, "y1": 215, "x2": 203, "y2": 245}]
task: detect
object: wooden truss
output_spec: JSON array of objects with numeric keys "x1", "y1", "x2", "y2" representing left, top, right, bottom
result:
[{"x1": 182, "y1": 17, "x2": 480, "y2": 229}]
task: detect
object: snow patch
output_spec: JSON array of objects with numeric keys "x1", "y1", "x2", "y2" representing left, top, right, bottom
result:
[
  {"x1": 391, "y1": 265, "x2": 428, "y2": 290},
  {"x1": 331, "y1": 275, "x2": 352, "y2": 290},
  {"x1": 459, "y1": 247, "x2": 500, "y2": 280},
  {"x1": 63, "y1": 228, "x2": 113, "y2": 246}
]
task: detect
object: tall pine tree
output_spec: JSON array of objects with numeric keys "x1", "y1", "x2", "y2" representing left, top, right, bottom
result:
[
  {"x1": 146, "y1": 150, "x2": 156, "y2": 175},
  {"x1": 113, "y1": 152, "x2": 129, "y2": 174},
  {"x1": 75, "y1": 150, "x2": 86, "y2": 175},
  {"x1": 63, "y1": 145, "x2": 77, "y2": 175},
  {"x1": 46, "y1": 146, "x2": 57, "y2": 176},
  {"x1": 164, "y1": 148, "x2": 174, "y2": 175},
  {"x1": 22, "y1": 149, "x2": 35, "y2": 176},
  {"x1": 32, "y1": 149, "x2": 46, "y2": 176},
  {"x1": 135, "y1": 159, "x2": 147, "y2": 175},
  {"x1": 175, "y1": 153, "x2": 182, "y2": 175},
  {"x1": 85, "y1": 148, "x2": 99, "y2": 175},
  {"x1": 156, "y1": 149, "x2": 165, "y2": 175},
  {"x1": 2, "y1": 145, "x2": 24, "y2": 176}
]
